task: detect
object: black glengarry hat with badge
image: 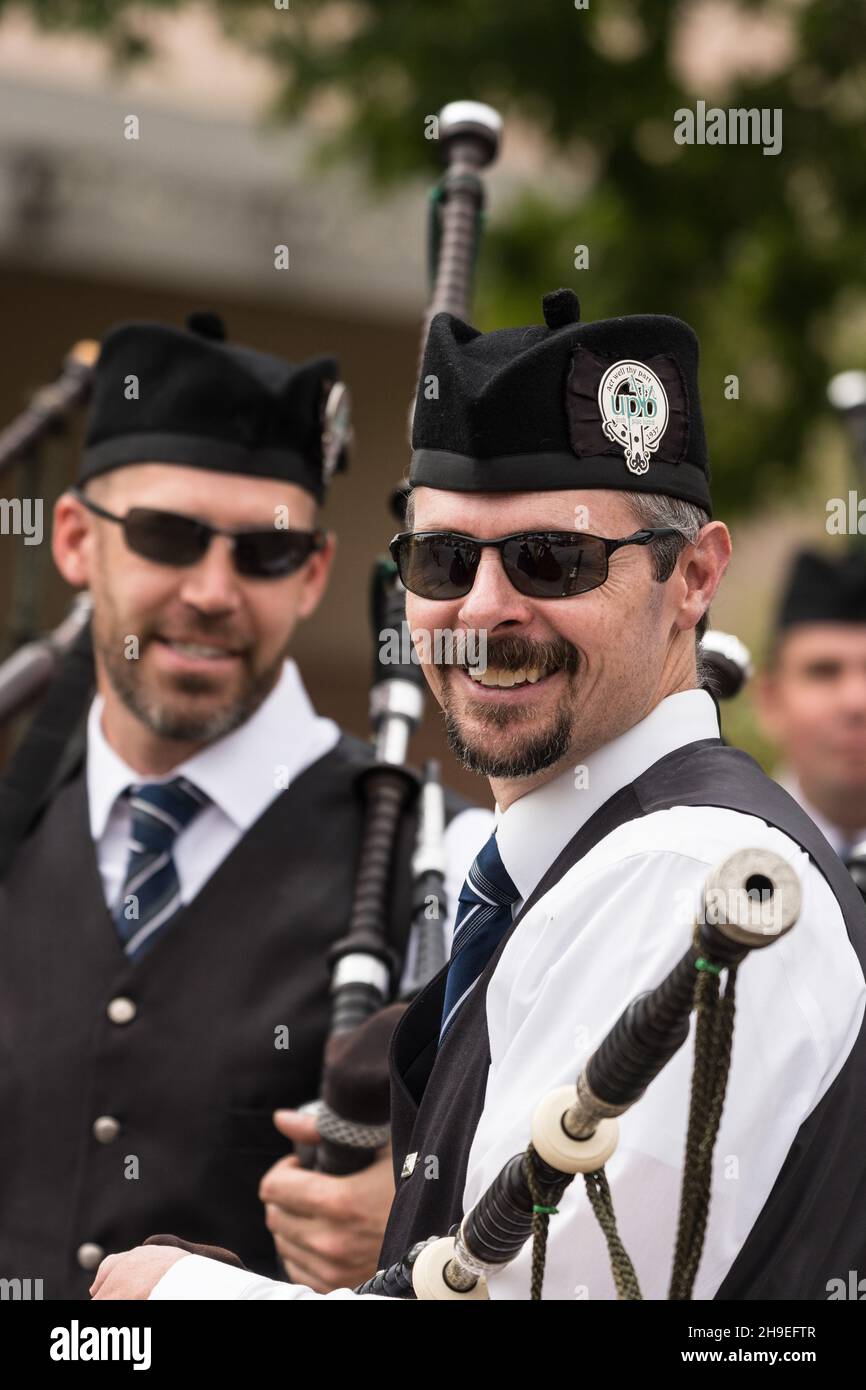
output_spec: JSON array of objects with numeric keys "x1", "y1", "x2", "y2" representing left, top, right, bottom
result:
[
  {"x1": 776, "y1": 549, "x2": 866, "y2": 632},
  {"x1": 79, "y1": 312, "x2": 352, "y2": 502},
  {"x1": 410, "y1": 288, "x2": 711, "y2": 514}
]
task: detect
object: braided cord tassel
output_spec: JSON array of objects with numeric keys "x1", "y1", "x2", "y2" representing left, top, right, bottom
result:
[
  {"x1": 583, "y1": 1168, "x2": 642, "y2": 1300},
  {"x1": 522, "y1": 1145, "x2": 557, "y2": 1301},
  {"x1": 668, "y1": 952, "x2": 740, "y2": 1300},
  {"x1": 524, "y1": 1146, "x2": 642, "y2": 1301}
]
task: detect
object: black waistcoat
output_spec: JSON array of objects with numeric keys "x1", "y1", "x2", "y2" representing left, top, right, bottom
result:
[
  {"x1": 381, "y1": 738, "x2": 866, "y2": 1299},
  {"x1": 0, "y1": 734, "x2": 425, "y2": 1299}
]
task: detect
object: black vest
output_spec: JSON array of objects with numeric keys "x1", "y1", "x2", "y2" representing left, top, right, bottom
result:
[
  {"x1": 381, "y1": 739, "x2": 866, "y2": 1299},
  {"x1": 0, "y1": 734, "x2": 429, "y2": 1299}
]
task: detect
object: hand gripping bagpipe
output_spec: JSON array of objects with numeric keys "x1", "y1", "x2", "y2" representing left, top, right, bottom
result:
[
  {"x1": 354, "y1": 846, "x2": 801, "y2": 1299},
  {"x1": 298, "y1": 101, "x2": 504, "y2": 1176},
  {"x1": 0, "y1": 341, "x2": 100, "y2": 876}
]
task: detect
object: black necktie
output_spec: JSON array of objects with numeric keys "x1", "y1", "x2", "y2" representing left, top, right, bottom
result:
[{"x1": 440, "y1": 832, "x2": 521, "y2": 1041}]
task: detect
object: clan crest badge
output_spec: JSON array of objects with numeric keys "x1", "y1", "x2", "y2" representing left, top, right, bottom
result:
[{"x1": 597, "y1": 360, "x2": 669, "y2": 475}]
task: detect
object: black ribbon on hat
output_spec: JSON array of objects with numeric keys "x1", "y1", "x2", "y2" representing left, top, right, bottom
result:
[{"x1": 566, "y1": 345, "x2": 690, "y2": 467}]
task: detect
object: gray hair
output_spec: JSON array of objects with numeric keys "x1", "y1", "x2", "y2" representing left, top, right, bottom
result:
[{"x1": 620, "y1": 491, "x2": 711, "y2": 642}]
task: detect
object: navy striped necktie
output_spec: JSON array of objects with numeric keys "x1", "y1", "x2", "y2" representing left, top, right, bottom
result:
[
  {"x1": 440, "y1": 832, "x2": 521, "y2": 1041},
  {"x1": 113, "y1": 776, "x2": 209, "y2": 962}
]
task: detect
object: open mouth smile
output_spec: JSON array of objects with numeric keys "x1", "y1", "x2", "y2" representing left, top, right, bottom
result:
[{"x1": 458, "y1": 664, "x2": 562, "y2": 701}]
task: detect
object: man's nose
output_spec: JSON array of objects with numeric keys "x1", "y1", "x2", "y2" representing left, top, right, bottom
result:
[
  {"x1": 176, "y1": 536, "x2": 242, "y2": 613},
  {"x1": 457, "y1": 546, "x2": 536, "y2": 632},
  {"x1": 837, "y1": 669, "x2": 866, "y2": 719}
]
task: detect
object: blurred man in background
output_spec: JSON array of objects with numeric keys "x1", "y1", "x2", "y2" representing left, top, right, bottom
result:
[{"x1": 756, "y1": 549, "x2": 866, "y2": 860}]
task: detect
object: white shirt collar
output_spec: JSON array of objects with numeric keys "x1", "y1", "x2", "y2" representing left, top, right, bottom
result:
[
  {"x1": 496, "y1": 688, "x2": 721, "y2": 903},
  {"x1": 87, "y1": 659, "x2": 338, "y2": 840}
]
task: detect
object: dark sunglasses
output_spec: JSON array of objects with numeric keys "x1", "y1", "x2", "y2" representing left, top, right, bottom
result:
[
  {"x1": 389, "y1": 527, "x2": 685, "y2": 601},
  {"x1": 72, "y1": 489, "x2": 326, "y2": 580}
]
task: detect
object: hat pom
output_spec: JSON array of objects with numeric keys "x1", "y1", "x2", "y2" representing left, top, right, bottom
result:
[{"x1": 542, "y1": 289, "x2": 581, "y2": 329}]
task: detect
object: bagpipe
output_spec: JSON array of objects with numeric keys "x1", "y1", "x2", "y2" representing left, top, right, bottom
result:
[
  {"x1": 0, "y1": 338, "x2": 99, "y2": 716},
  {"x1": 699, "y1": 629, "x2": 752, "y2": 701},
  {"x1": 0, "y1": 340, "x2": 99, "y2": 876},
  {"x1": 298, "y1": 100, "x2": 504, "y2": 1175},
  {"x1": 354, "y1": 846, "x2": 801, "y2": 1299}
]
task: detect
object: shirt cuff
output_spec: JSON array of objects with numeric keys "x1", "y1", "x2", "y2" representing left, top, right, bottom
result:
[{"x1": 149, "y1": 1253, "x2": 387, "y2": 1301}]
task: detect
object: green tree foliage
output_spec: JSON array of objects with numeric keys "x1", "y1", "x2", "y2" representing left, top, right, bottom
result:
[{"x1": 7, "y1": 0, "x2": 866, "y2": 515}]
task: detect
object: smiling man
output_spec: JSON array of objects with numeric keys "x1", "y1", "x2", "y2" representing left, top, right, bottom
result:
[
  {"x1": 95, "y1": 291, "x2": 866, "y2": 1302},
  {"x1": 0, "y1": 313, "x2": 489, "y2": 1299}
]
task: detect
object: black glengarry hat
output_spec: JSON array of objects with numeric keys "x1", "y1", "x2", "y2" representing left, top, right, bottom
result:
[
  {"x1": 410, "y1": 288, "x2": 711, "y2": 513},
  {"x1": 776, "y1": 549, "x2": 866, "y2": 631},
  {"x1": 79, "y1": 312, "x2": 351, "y2": 502}
]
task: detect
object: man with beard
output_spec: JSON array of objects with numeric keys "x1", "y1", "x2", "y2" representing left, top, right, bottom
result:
[
  {"x1": 93, "y1": 291, "x2": 866, "y2": 1302},
  {"x1": 755, "y1": 549, "x2": 866, "y2": 863},
  {"x1": 0, "y1": 312, "x2": 490, "y2": 1299}
]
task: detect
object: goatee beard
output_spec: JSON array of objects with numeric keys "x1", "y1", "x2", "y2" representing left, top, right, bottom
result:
[
  {"x1": 442, "y1": 700, "x2": 575, "y2": 779},
  {"x1": 100, "y1": 636, "x2": 281, "y2": 745},
  {"x1": 440, "y1": 633, "x2": 579, "y2": 779}
]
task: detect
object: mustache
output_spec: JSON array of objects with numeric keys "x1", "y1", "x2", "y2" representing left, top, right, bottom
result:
[{"x1": 451, "y1": 635, "x2": 579, "y2": 675}]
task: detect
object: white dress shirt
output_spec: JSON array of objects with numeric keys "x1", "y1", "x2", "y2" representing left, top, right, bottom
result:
[
  {"x1": 88, "y1": 659, "x2": 490, "y2": 935},
  {"x1": 152, "y1": 687, "x2": 865, "y2": 1301}
]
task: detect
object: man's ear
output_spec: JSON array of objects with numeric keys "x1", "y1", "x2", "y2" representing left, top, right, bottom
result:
[
  {"x1": 674, "y1": 522, "x2": 731, "y2": 635},
  {"x1": 52, "y1": 491, "x2": 94, "y2": 589}
]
